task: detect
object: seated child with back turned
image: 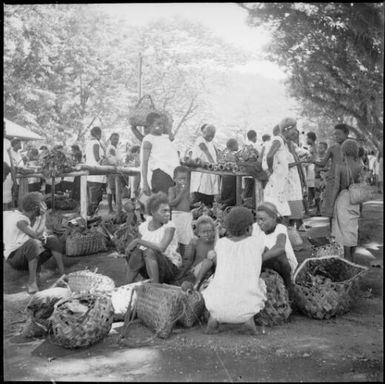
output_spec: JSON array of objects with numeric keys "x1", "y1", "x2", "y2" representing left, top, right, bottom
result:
[
  {"x1": 168, "y1": 166, "x2": 194, "y2": 256},
  {"x1": 198, "y1": 207, "x2": 267, "y2": 335},
  {"x1": 176, "y1": 215, "x2": 216, "y2": 284}
]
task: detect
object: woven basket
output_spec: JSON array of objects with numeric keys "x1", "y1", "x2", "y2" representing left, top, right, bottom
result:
[
  {"x1": 50, "y1": 293, "x2": 114, "y2": 349},
  {"x1": 66, "y1": 231, "x2": 107, "y2": 256},
  {"x1": 254, "y1": 269, "x2": 292, "y2": 327},
  {"x1": 66, "y1": 270, "x2": 115, "y2": 294},
  {"x1": 136, "y1": 283, "x2": 183, "y2": 339},
  {"x1": 293, "y1": 256, "x2": 368, "y2": 320},
  {"x1": 311, "y1": 240, "x2": 344, "y2": 258},
  {"x1": 128, "y1": 94, "x2": 157, "y2": 127}
]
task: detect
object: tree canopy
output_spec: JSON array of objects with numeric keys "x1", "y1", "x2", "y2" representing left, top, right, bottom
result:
[
  {"x1": 4, "y1": 4, "x2": 250, "y2": 147},
  {"x1": 239, "y1": 2, "x2": 384, "y2": 149}
]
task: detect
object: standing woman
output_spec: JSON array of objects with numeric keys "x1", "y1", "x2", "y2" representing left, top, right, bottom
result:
[
  {"x1": 264, "y1": 123, "x2": 291, "y2": 218},
  {"x1": 190, "y1": 124, "x2": 220, "y2": 207},
  {"x1": 330, "y1": 139, "x2": 363, "y2": 261}
]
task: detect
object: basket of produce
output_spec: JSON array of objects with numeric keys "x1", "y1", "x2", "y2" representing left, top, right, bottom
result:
[
  {"x1": 50, "y1": 293, "x2": 114, "y2": 349},
  {"x1": 254, "y1": 269, "x2": 292, "y2": 327},
  {"x1": 39, "y1": 148, "x2": 75, "y2": 178},
  {"x1": 66, "y1": 227, "x2": 107, "y2": 257},
  {"x1": 128, "y1": 94, "x2": 157, "y2": 127},
  {"x1": 311, "y1": 239, "x2": 344, "y2": 258},
  {"x1": 22, "y1": 287, "x2": 72, "y2": 338},
  {"x1": 135, "y1": 283, "x2": 184, "y2": 338},
  {"x1": 66, "y1": 270, "x2": 115, "y2": 294},
  {"x1": 293, "y1": 256, "x2": 368, "y2": 320}
]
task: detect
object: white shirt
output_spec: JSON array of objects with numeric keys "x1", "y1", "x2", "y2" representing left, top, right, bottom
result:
[
  {"x1": 140, "y1": 134, "x2": 179, "y2": 188},
  {"x1": 3, "y1": 167, "x2": 13, "y2": 204},
  {"x1": 3, "y1": 138, "x2": 11, "y2": 166},
  {"x1": 138, "y1": 220, "x2": 182, "y2": 267},
  {"x1": 10, "y1": 149, "x2": 24, "y2": 168},
  {"x1": 85, "y1": 137, "x2": 106, "y2": 183},
  {"x1": 106, "y1": 144, "x2": 122, "y2": 166},
  {"x1": 252, "y1": 223, "x2": 298, "y2": 274},
  {"x1": 3, "y1": 211, "x2": 31, "y2": 259}
]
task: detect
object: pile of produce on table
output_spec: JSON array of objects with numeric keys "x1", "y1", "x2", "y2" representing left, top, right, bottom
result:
[{"x1": 39, "y1": 147, "x2": 76, "y2": 178}]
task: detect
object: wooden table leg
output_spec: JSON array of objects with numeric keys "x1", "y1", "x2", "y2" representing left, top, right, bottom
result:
[
  {"x1": 254, "y1": 179, "x2": 264, "y2": 209},
  {"x1": 236, "y1": 175, "x2": 242, "y2": 206},
  {"x1": 115, "y1": 174, "x2": 122, "y2": 214},
  {"x1": 18, "y1": 177, "x2": 29, "y2": 208},
  {"x1": 80, "y1": 175, "x2": 87, "y2": 223}
]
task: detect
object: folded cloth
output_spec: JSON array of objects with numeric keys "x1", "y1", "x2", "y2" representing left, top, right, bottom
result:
[{"x1": 171, "y1": 210, "x2": 194, "y2": 245}]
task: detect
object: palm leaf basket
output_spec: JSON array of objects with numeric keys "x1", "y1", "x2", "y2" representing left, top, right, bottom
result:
[
  {"x1": 66, "y1": 230, "x2": 107, "y2": 257},
  {"x1": 293, "y1": 256, "x2": 368, "y2": 320},
  {"x1": 254, "y1": 269, "x2": 292, "y2": 327},
  {"x1": 311, "y1": 240, "x2": 344, "y2": 258},
  {"x1": 50, "y1": 293, "x2": 114, "y2": 349},
  {"x1": 128, "y1": 94, "x2": 157, "y2": 127},
  {"x1": 65, "y1": 270, "x2": 115, "y2": 294},
  {"x1": 135, "y1": 283, "x2": 184, "y2": 339}
]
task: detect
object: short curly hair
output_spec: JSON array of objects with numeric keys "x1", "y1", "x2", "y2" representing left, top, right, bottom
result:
[
  {"x1": 21, "y1": 192, "x2": 43, "y2": 212},
  {"x1": 224, "y1": 206, "x2": 254, "y2": 237},
  {"x1": 196, "y1": 215, "x2": 215, "y2": 232},
  {"x1": 341, "y1": 139, "x2": 359, "y2": 159},
  {"x1": 146, "y1": 192, "x2": 169, "y2": 215}
]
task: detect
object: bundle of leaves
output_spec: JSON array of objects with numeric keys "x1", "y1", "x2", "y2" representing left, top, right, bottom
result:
[
  {"x1": 235, "y1": 146, "x2": 259, "y2": 163},
  {"x1": 39, "y1": 148, "x2": 76, "y2": 178}
]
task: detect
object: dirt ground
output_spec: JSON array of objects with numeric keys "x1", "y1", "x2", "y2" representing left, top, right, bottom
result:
[{"x1": 3, "y1": 197, "x2": 384, "y2": 382}]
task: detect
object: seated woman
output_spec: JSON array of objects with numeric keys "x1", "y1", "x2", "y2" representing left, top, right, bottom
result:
[
  {"x1": 197, "y1": 207, "x2": 267, "y2": 334},
  {"x1": 125, "y1": 192, "x2": 182, "y2": 284},
  {"x1": 176, "y1": 215, "x2": 216, "y2": 284},
  {"x1": 253, "y1": 202, "x2": 298, "y2": 295},
  {"x1": 3, "y1": 192, "x2": 66, "y2": 294}
]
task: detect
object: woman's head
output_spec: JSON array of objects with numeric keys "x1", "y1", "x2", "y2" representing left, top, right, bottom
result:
[
  {"x1": 91, "y1": 126, "x2": 102, "y2": 139},
  {"x1": 224, "y1": 207, "x2": 254, "y2": 237},
  {"x1": 146, "y1": 112, "x2": 164, "y2": 135},
  {"x1": 341, "y1": 139, "x2": 359, "y2": 160},
  {"x1": 279, "y1": 117, "x2": 297, "y2": 140},
  {"x1": 146, "y1": 192, "x2": 170, "y2": 224},
  {"x1": 21, "y1": 192, "x2": 45, "y2": 217},
  {"x1": 201, "y1": 124, "x2": 216, "y2": 142},
  {"x1": 256, "y1": 202, "x2": 280, "y2": 233},
  {"x1": 109, "y1": 132, "x2": 120, "y2": 146},
  {"x1": 195, "y1": 215, "x2": 216, "y2": 243}
]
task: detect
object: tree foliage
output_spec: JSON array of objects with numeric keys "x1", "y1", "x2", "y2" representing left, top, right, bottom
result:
[
  {"x1": 239, "y1": 2, "x2": 384, "y2": 149},
  {"x1": 4, "y1": 4, "x2": 250, "y2": 147}
]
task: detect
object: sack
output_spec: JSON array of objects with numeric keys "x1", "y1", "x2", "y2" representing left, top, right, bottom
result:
[
  {"x1": 349, "y1": 183, "x2": 374, "y2": 205},
  {"x1": 287, "y1": 226, "x2": 303, "y2": 247},
  {"x1": 128, "y1": 95, "x2": 157, "y2": 127}
]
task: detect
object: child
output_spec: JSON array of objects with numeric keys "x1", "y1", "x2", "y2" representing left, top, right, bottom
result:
[
  {"x1": 168, "y1": 166, "x2": 194, "y2": 255},
  {"x1": 253, "y1": 202, "x2": 298, "y2": 294},
  {"x1": 125, "y1": 192, "x2": 181, "y2": 284},
  {"x1": 198, "y1": 207, "x2": 267, "y2": 335},
  {"x1": 3, "y1": 192, "x2": 66, "y2": 294},
  {"x1": 176, "y1": 215, "x2": 216, "y2": 284}
]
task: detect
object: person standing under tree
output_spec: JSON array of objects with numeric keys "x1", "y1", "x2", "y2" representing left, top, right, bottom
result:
[
  {"x1": 85, "y1": 126, "x2": 107, "y2": 216},
  {"x1": 314, "y1": 141, "x2": 330, "y2": 216},
  {"x1": 311, "y1": 124, "x2": 350, "y2": 229},
  {"x1": 304, "y1": 132, "x2": 317, "y2": 209}
]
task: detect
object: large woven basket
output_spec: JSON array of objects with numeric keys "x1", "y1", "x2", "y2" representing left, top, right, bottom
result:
[
  {"x1": 66, "y1": 270, "x2": 115, "y2": 294},
  {"x1": 293, "y1": 256, "x2": 368, "y2": 320},
  {"x1": 136, "y1": 283, "x2": 183, "y2": 339},
  {"x1": 128, "y1": 94, "x2": 157, "y2": 127},
  {"x1": 311, "y1": 241, "x2": 344, "y2": 258},
  {"x1": 50, "y1": 293, "x2": 114, "y2": 349},
  {"x1": 254, "y1": 269, "x2": 292, "y2": 327},
  {"x1": 66, "y1": 231, "x2": 107, "y2": 256}
]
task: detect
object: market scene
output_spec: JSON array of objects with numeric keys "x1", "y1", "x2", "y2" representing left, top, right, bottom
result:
[{"x1": 3, "y1": 3, "x2": 384, "y2": 382}]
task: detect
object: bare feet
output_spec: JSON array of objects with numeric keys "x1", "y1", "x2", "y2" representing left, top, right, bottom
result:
[
  {"x1": 204, "y1": 315, "x2": 220, "y2": 334},
  {"x1": 27, "y1": 282, "x2": 39, "y2": 294}
]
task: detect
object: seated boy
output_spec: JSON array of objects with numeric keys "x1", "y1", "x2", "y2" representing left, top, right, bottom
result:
[
  {"x1": 176, "y1": 215, "x2": 216, "y2": 285},
  {"x1": 168, "y1": 166, "x2": 194, "y2": 255},
  {"x1": 3, "y1": 192, "x2": 65, "y2": 294}
]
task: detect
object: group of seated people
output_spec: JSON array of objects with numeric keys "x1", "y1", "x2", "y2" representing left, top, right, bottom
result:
[{"x1": 4, "y1": 186, "x2": 297, "y2": 334}]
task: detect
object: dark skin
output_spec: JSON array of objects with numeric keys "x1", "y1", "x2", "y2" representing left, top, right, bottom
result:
[{"x1": 168, "y1": 171, "x2": 191, "y2": 212}]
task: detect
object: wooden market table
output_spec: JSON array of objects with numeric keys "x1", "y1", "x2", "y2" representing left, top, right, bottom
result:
[
  {"x1": 187, "y1": 167, "x2": 264, "y2": 208},
  {"x1": 16, "y1": 165, "x2": 140, "y2": 223}
]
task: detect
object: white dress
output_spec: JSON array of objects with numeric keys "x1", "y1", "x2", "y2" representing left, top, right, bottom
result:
[
  {"x1": 263, "y1": 136, "x2": 291, "y2": 216},
  {"x1": 286, "y1": 145, "x2": 303, "y2": 201},
  {"x1": 202, "y1": 236, "x2": 267, "y2": 323},
  {"x1": 252, "y1": 223, "x2": 298, "y2": 274},
  {"x1": 190, "y1": 136, "x2": 220, "y2": 195},
  {"x1": 85, "y1": 137, "x2": 106, "y2": 183}
]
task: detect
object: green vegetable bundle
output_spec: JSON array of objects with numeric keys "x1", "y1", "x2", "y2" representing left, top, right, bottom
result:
[{"x1": 39, "y1": 148, "x2": 76, "y2": 178}]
